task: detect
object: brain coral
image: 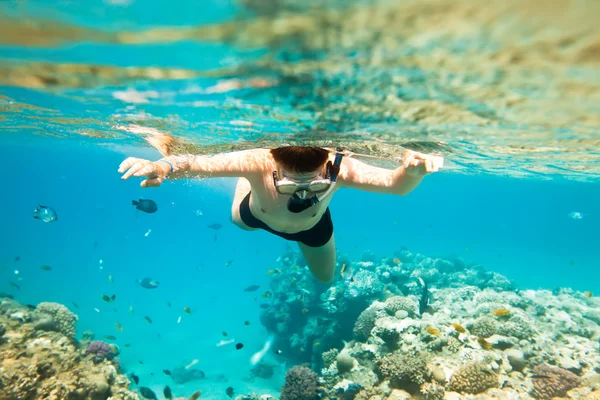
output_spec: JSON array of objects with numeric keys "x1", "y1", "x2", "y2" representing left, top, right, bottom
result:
[
  {"x1": 467, "y1": 317, "x2": 498, "y2": 338},
  {"x1": 33, "y1": 302, "x2": 78, "y2": 339},
  {"x1": 384, "y1": 296, "x2": 417, "y2": 316},
  {"x1": 353, "y1": 306, "x2": 386, "y2": 340},
  {"x1": 280, "y1": 366, "x2": 319, "y2": 400},
  {"x1": 448, "y1": 363, "x2": 499, "y2": 394},
  {"x1": 530, "y1": 365, "x2": 581, "y2": 399},
  {"x1": 377, "y1": 353, "x2": 430, "y2": 388}
]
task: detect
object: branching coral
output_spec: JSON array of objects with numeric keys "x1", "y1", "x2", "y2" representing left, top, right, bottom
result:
[{"x1": 448, "y1": 362, "x2": 499, "y2": 394}]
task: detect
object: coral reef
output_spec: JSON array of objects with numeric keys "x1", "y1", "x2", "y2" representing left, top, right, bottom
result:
[
  {"x1": 256, "y1": 247, "x2": 600, "y2": 400},
  {"x1": 0, "y1": 296, "x2": 138, "y2": 399},
  {"x1": 280, "y1": 366, "x2": 320, "y2": 400}
]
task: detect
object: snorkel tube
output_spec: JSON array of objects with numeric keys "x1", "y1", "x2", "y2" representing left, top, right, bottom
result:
[{"x1": 287, "y1": 152, "x2": 344, "y2": 213}]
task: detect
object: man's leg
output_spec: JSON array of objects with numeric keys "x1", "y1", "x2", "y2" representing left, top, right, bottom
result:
[{"x1": 298, "y1": 234, "x2": 336, "y2": 283}]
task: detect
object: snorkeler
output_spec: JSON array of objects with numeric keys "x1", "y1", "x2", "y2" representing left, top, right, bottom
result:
[{"x1": 118, "y1": 145, "x2": 442, "y2": 283}]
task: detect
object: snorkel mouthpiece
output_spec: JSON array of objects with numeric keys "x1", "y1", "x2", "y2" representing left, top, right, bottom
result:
[{"x1": 288, "y1": 194, "x2": 320, "y2": 213}]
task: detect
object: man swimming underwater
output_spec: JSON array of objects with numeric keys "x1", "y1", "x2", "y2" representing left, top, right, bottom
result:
[{"x1": 118, "y1": 145, "x2": 442, "y2": 283}]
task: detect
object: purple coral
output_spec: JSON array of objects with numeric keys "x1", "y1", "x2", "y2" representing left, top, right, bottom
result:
[
  {"x1": 280, "y1": 366, "x2": 319, "y2": 400},
  {"x1": 86, "y1": 340, "x2": 119, "y2": 360},
  {"x1": 531, "y1": 365, "x2": 581, "y2": 399}
]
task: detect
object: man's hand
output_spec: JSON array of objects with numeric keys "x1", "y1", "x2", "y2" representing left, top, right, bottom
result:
[
  {"x1": 118, "y1": 157, "x2": 170, "y2": 188},
  {"x1": 397, "y1": 150, "x2": 444, "y2": 178}
]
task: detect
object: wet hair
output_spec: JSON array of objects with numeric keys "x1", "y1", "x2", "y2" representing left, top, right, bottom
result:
[{"x1": 270, "y1": 146, "x2": 330, "y2": 173}]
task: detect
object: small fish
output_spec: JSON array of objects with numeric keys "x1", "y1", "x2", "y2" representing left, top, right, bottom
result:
[
  {"x1": 190, "y1": 391, "x2": 202, "y2": 400},
  {"x1": 115, "y1": 322, "x2": 123, "y2": 332},
  {"x1": 111, "y1": 294, "x2": 116, "y2": 302},
  {"x1": 163, "y1": 385, "x2": 173, "y2": 399},
  {"x1": 183, "y1": 307, "x2": 192, "y2": 314},
  {"x1": 302, "y1": 308, "x2": 309, "y2": 313},
  {"x1": 132, "y1": 199, "x2": 158, "y2": 214},
  {"x1": 275, "y1": 349, "x2": 282, "y2": 355},
  {"x1": 340, "y1": 263, "x2": 347, "y2": 277},
  {"x1": 167, "y1": 301, "x2": 172, "y2": 307},
  {"x1": 138, "y1": 277, "x2": 159, "y2": 289},
  {"x1": 584, "y1": 291, "x2": 593, "y2": 298},
  {"x1": 216, "y1": 338, "x2": 235, "y2": 347},
  {"x1": 177, "y1": 316, "x2": 182, "y2": 323},
  {"x1": 267, "y1": 269, "x2": 281, "y2": 275},
  {"x1": 129, "y1": 372, "x2": 140, "y2": 384},
  {"x1": 124, "y1": 343, "x2": 131, "y2": 347},
  {"x1": 262, "y1": 291, "x2": 272, "y2": 299},
  {"x1": 568, "y1": 211, "x2": 585, "y2": 220},
  {"x1": 244, "y1": 320, "x2": 250, "y2": 326},
  {"x1": 101, "y1": 295, "x2": 112, "y2": 303},
  {"x1": 94, "y1": 308, "x2": 100, "y2": 313},
  {"x1": 40, "y1": 265, "x2": 52, "y2": 271},
  {"x1": 163, "y1": 369, "x2": 171, "y2": 376},
  {"x1": 108, "y1": 275, "x2": 114, "y2": 283},
  {"x1": 225, "y1": 260, "x2": 233, "y2": 267},
  {"x1": 14, "y1": 256, "x2": 20, "y2": 261},
  {"x1": 144, "y1": 229, "x2": 152, "y2": 237},
  {"x1": 208, "y1": 223, "x2": 223, "y2": 230},
  {"x1": 226, "y1": 386, "x2": 235, "y2": 398},
  {"x1": 139, "y1": 360, "x2": 144, "y2": 364},
  {"x1": 71, "y1": 301, "x2": 79, "y2": 309},
  {"x1": 235, "y1": 343, "x2": 244, "y2": 350},
  {"x1": 139, "y1": 386, "x2": 158, "y2": 399},
  {"x1": 392, "y1": 257, "x2": 401, "y2": 265},
  {"x1": 144, "y1": 316, "x2": 153, "y2": 324},
  {"x1": 222, "y1": 331, "x2": 228, "y2": 337},
  {"x1": 104, "y1": 335, "x2": 117, "y2": 340},
  {"x1": 477, "y1": 337, "x2": 492, "y2": 350},
  {"x1": 9, "y1": 281, "x2": 20, "y2": 290},
  {"x1": 244, "y1": 285, "x2": 260, "y2": 292},
  {"x1": 33, "y1": 205, "x2": 57, "y2": 222},
  {"x1": 129, "y1": 306, "x2": 134, "y2": 315}
]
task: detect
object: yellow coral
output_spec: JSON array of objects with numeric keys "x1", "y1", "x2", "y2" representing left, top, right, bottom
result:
[
  {"x1": 426, "y1": 326, "x2": 441, "y2": 336},
  {"x1": 492, "y1": 308, "x2": 511, "y2": 317},
  {"x1": 452, "y1": 323, "x2": 466, "y2": 333}
]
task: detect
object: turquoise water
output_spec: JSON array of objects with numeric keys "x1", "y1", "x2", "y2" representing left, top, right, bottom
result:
[{"x1": 1, "y1": 1, "x2": 600, "y2": 399}]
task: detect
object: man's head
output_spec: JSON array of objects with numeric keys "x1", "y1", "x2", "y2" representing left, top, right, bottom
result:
[{"x1": 270, "y1": 146, "x2": 330, "y2": 176}]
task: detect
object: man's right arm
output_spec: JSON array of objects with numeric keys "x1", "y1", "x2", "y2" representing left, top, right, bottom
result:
[
  {"x1": 119, "y1": 148, "x2": 269, "y2": 188},
  {"x1": 159, "y1": 149, "x2": 269, "y2": 179}
]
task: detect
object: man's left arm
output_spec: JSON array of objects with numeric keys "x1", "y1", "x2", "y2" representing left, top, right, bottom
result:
[{"x1": 337, "y1": 150, "x2": 443, "y2": 195}]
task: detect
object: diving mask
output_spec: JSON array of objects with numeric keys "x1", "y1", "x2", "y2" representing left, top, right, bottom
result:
[
  {"x1": 273, "y1": 152, "x2": 344, "y2": 213},
  {"x1": 272, "y1": 169, "x2": 332, "y2": 195}
]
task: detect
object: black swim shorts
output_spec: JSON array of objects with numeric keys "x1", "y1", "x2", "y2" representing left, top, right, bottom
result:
[{"x1": 239, "y1": 192, "x2": 333, "y2": 247}]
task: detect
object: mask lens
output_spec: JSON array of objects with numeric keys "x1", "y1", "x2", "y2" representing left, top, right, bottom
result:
[
  {"x1": 306, "y1": 182, "x2": 330, "y2": 193},
  {"x1": 276, "y1": 183, "x2": 299, "y2": 195}
]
